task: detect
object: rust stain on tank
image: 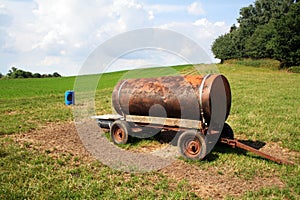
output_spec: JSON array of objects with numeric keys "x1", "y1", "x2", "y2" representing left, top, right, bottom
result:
[{"x1": 112, "y1": 74, "x2": 231, "y2": 124}]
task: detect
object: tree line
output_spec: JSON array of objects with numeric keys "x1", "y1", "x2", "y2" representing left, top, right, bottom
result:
[
  {"x1": 212, "y1": 0, "x2": 299, "y2": 68},
  {"x1": 0, "y1": 67, "x2": 61, "y2": 79}
]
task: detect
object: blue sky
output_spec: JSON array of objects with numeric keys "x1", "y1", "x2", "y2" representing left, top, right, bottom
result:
[{"x1": 0, "y1": 0, "x2": 254, "y2": 76}]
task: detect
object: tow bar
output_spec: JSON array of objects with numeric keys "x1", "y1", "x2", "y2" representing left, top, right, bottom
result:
[{"x1": 220, "y1": 138, "x2": 294, "y2": 165}]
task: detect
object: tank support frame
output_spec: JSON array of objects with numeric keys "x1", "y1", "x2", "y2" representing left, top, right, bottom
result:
[{"x1": 92, "y1": 114, "x2": 293, "y2": 165}]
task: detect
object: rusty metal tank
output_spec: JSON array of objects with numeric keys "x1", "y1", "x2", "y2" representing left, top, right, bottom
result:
[{"x1": 112, "y1": 74, "x2": 231, "y2": 124}]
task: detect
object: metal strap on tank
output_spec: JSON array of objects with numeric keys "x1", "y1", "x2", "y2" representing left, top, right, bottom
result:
[
  {"x1": 117, "y1": 79, "x2": 128, "y2": 116},
  {"x1": 199, "y1": 74, "x2": 211, "y2": 126}
]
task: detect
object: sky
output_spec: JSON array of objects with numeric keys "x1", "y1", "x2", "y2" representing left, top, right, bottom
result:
[{"x1": 0, "y1": 0, "x2": 254, "y2": 76}]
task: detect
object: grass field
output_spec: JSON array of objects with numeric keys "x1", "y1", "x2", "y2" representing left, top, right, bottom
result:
[{"x1": 0, "y1": 63, "x2": 299, "y2": 199}]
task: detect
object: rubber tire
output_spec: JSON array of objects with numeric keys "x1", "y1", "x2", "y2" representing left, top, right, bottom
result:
[
  {"x1": 178, "y1": 130, "x2": 207, "y2": 160},
  {"x1": 110, "y1": 120, "x2": 130, "y2": 145},
  {"x1": 220, "y1": 123, "x2": 234, "y2": 139}
]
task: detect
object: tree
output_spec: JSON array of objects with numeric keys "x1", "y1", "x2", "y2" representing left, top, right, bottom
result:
[
  {"x1": 5, "y1": 67, "x2": 62, "y2": 79},
  {"x1": 4, "y1": 67, "x2": 61, "y2": 78},
  {"x1": 212, "y1": 29, "x2": 243, "y2": 62},
  {"x1": 273, "y1": 2, "x2": 300, "y2": 67},
  {"x1": 229, "y1": 24, "x2": 237, "y2": 33},
  {"x1": 245, "y1": 22, "x2": 276, "y2": 58},
  {"x1": 211, "y1": 0, "x2": 299, "y2": 66},
  {"x1": 0, "y1": 73, "x2": 3, "y2": 78},
  {"x1": 24, "y1": 71, "x2": 33, "y2": 78},
  {"x1": 33, "y1": 73, "x2": 42, "y2": 78},
  {"x1": 7, "y1": 67, "x2": 17, "y2": 77},
  {"x1": 235, "y1": 0, "x2": 296, "y2": 59},
  {"x1": 52, "y1": 72, "x2": 61, "y2": 77},
  {"x1": 212, "y1": 34, "x2": 235, "y2": 63},
  {"x1": 8, "y1": 68, "x2": 33, "y2": 78}
]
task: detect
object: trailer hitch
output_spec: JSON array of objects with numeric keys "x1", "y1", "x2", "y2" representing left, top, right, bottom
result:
[{"x1": 220, "y1": 138, "x2": 294, "y2": 165}]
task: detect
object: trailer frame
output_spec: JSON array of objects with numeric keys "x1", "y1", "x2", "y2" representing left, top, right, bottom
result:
[{"x1": 92, "y1": 114, "x2": 293, "y2": 165}]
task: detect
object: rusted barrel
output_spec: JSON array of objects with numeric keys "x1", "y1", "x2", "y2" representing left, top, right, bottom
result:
[{"x1": 112, "y1": 74, "x2": 231, "y2": 124}]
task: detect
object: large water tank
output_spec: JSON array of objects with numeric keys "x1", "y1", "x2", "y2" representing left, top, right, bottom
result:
[{"x1": 112, "y1": 74, "x2": 231, "y2": 124}]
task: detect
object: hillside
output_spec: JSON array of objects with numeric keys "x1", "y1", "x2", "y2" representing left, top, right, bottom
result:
[{"x1": 0, "y1": 64, "x2": 299, "y2": 199}]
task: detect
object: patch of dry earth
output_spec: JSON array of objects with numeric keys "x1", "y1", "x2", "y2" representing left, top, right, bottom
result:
[{"x1": 12, "y1": 122, "x2": 299, "y2": 199}]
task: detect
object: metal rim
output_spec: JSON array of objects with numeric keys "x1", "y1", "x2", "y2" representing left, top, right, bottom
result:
[
  {"x1": 178, "y1": 130, "x2": 207, "y2": 160},
  {"x1": 184, "y1": 136, "x2": 201, "y2": 158},
  {"x1": 112, "y1": 125, "x2": 125, "y2": 143}
]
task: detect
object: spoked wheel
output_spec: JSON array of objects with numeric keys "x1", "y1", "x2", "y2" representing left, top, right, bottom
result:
[
  {"x1": 110, "y1": 120, "x2": 130, "y2": 145},
  {"x1": 178, "y1": 130, "x2": 207, "y2": 160}
]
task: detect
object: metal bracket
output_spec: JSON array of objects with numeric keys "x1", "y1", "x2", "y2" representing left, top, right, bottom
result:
[{"x1": 199, "y1": 74, "x2": 211, "y2": 126}]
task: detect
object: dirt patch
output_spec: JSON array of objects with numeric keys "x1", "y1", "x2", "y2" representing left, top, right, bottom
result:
[
  {"x1": 259, "y1": 141, "x2": 299, "y2": 163},
  {"x1": 160, "y1": 160, "x2": 284, "y2": 199},
  {"x1": 13, "y1": 122, "x2": 95, "y2": 164},
  {"x1": 234, "y1": 139, "x2": 300, "y2": 164},
  {"x1": 12, "y1": 122, "x2": 298, "y2": 199},
  {"x1": 5, "y1": 110, "x2": 26, "y2": 115}
]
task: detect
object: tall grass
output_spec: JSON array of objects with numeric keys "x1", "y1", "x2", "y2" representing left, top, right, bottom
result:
[{"x1": 224, "y1": 58, "x2": 281, "y2": 70}]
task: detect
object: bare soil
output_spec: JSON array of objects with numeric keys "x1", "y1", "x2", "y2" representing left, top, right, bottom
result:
[
  {"x1": 160, "y1": 160, "x2": 284, "y2": 199},
  {"x1": 13, "y1": 121, "x2": 95, "y2": 164},
  {"x1": 12, "y1": 122, "x2": 299, "y2": 199}
]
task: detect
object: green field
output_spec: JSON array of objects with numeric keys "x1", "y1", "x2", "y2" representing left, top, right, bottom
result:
[{"x1": 0, "y1": 63, "x2": 299, "y2": 199}]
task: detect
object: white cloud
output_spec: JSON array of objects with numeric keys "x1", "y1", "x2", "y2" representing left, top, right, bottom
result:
[
  {"x1": 148, "y1": 10, "x2": 154, "y2": 20},
  {"x1": 160, "y1": 18, "x2": 229, "y2": 62},
  {"x1": 0, "y1": 0, "x2": 230, "y2": 75},
  {"x1": 187, "y1": 1, "x2": 205, "y2": 15},
  {"x1": 145, "y1": 4, "x2": 185, "y2": 14},
  {"x1": 193, "y1": 18, "x2": 210, "y2": 26},
  {"x1": 40, "y1": 56, "x2": 62, "y2": 67},
  {"x1": 214, "y1": 21, "x2": 226, "y2": 27},
  {"x1": 1, "y1": 0, "x2": 155, "y2": 75}
]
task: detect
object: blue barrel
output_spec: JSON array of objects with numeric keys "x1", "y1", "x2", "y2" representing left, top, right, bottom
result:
[{"x1": 65, "y1": 90, "x2": 75, "y2": 105}]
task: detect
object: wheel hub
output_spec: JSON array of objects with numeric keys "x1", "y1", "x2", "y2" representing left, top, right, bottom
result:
[
  {"x1": 114, "y1": 128, "x2": 124, "y2": 142},
  {"x1": 186, "y1": 139, "x2": 201, "y2": 157}
]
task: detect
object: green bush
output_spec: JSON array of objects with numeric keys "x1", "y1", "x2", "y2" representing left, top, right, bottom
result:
[
  {"x1": 224, "y1": 58, "x2": 281, "y2": 70},
  {"x1": 287, "y1": 66, "x2": 300, "y2": 73}
]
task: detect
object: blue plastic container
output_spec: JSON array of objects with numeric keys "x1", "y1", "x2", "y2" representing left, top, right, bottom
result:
[{"x1": 65, "y1": 90, "x2": 75, "y2": 105}]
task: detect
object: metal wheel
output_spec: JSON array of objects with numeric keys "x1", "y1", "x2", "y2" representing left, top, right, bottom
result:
[
  {"x1": 178, "y1": 130, "x2": 207, "y2": 160},
  {"x1": 110, "y1": 120, "x2": 130, "y2": 145}
]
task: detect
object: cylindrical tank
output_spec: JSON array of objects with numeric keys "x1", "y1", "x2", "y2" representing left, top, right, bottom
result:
[{"x1": 112, "y1": 74, "x2": 231, "y2": 124}]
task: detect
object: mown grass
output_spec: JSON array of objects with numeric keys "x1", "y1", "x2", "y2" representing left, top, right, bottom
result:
[
  {"x1": 0, "y1": 62, "x2": 299, "y2": 199},
  {"x1": 219, "y1": 64, "x2": 300, "y2": 152},
  {"x1": 0, "y1": 137, "x2": 197, "y2": 199},
  {"x1": 0, "y1": 77, "x2": 75, "y2": 134}
]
